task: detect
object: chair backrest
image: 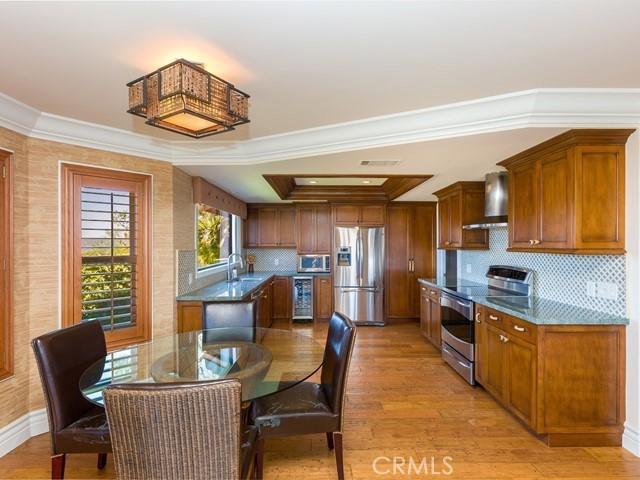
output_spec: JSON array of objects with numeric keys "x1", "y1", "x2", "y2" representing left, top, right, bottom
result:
[
  {"x1": 320, "y1": 312, "x2": 356, "y2": 423},
  {"x1": 104, "y1": 380, "x2": 242, "y2": 480},
  {"x1": 203, "y1": 301, "x2": 257, "y2": 342},
  {"x1": 31, "y1": 321, "x2": 107, "y2": 438}
]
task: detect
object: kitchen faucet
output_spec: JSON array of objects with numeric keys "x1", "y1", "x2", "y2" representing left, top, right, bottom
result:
[{"x1": 227, "y1": 253, "x2": 244, "y2": 282}]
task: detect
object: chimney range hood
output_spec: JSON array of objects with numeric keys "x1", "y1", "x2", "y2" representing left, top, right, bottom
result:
[{"x1": 463, "y1": 172, "x2": 508, "y2": 230}]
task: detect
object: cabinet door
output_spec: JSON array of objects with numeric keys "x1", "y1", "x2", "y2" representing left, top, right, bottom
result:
[
  {"x1": 448, "y1": 191, "x2": 462, "y2": 248},
  {"x1": 509, "y1": 161, "x2": 540, "y2": 249},
  {"x1": 474, "y1": 305, "x2": 487, "y2": 385},
  {"x1": 314, "y1": 275, "x2": 333, "y2": 320},
  {"x1": 315, "y1": 206, "x2": 332, "y2": 253},
  {"x1": 360, "y1": 205, "x2": 385, "y2": 225},
  {"x1": 296, "y1": 206, "x2": 315, "y2": 253},
  {"x1": 484, "y1": 324, "x2": 508, "y2": 404},
  {"x1": 245, "y1": 208, "x2": 259, "y2": 247},
  {"x1": 334, "y1": 205, "x2": 360, "y2": 224},
  {"x1": 258, "y1": 208, "x2": 279, "y2": 246},
  {"x1": 419, "y1": 287, "x2": 430, "y2": 339},
  {"x1": 177, "y1": 302, "x2": 203, "y2": 333},
  {"x1": 428, "y1": 293, "x2": 441, "y2": 349},
  {"x1": 271, "y1": 276, "x2": 291, "y2": 321},
  {"x1": 539, "y1": 150, "x2": 572, "y2": 249},
  {"x1": 278, "y1": 207, "x2": 297, "y2": 247},
  {"x1": 505, "y1": 335, "x2": 537, "y2": 427},
  {"x1": 437, "y1": 196, "x2": 451, "y2": 248},
  {"x1": 411, "y1": 205, "x2": 436, "y2": 315},
  {"x1": 574, "y1": 145, "x2": 625, "y2": 252},
  {"x1": 386, "y1": 206, "x2": 413, "y2": 319}
]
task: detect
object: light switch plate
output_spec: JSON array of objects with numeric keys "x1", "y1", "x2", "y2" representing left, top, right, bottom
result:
[
  {"x1": 586, "y1": 281, "x2": 597, "y2": 297},
  {"x1": 466, "y1": 264, "x2": 472, "y2": 274},
  {"x1": 188, "y1": 273, "x2": 194, "y2": 285},
  {"x1": 274, "y1": 258, "x2": 280, "y2": 266}
]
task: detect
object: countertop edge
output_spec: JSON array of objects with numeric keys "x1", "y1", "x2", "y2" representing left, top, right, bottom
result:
[{"x1": 417, "y1": 277, "x2": 629, "y2": 326}]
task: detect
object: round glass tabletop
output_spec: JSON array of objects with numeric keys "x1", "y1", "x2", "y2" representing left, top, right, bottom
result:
[{"x1": 80, "y1": 327, "x2": 325, "y2": 404}]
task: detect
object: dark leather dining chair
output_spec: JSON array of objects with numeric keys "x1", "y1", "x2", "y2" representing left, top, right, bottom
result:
[
  {"x1": 31, "y1": 320, "x2": 111, "y2": 480},
  {"x1": 203, "y1": 301, "x2": 257, "y2": 342},
  {"x1": 251, "y1": 312, "x2": 356, "y2": 480},
  {"x1": 104, "y1": 380, "x2": 259, "y2": 480}
]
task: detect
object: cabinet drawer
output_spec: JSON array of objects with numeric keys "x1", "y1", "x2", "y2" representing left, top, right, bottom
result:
[
  {"x1": 506, "y1": 315, "x2": 537, "y2": 344},
  {"x1": 484, "y1": 308, "x2": 506, "y2": 329}
]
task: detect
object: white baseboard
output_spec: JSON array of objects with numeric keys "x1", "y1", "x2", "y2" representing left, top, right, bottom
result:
[
  {"x1": 623, "y1": 424, "x2": 640, "y2": 457},
  {"x1": 0, "y1": 409, "x2": 49, "y2": 458}
]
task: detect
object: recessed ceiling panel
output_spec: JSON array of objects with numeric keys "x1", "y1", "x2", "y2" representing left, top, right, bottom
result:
[{"x1": 294, "y1": 177, "x2": 387, "y2": 186}]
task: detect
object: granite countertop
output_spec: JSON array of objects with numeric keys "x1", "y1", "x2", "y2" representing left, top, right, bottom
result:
[
  {"x1": 176, "y1": 271, "x2": 331, "y2": 302},
  {"x1": 418, "y1": 277, "x2": 629, "y2": 326}
]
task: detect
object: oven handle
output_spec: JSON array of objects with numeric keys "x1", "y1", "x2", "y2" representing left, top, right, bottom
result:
[{"x1": 440, "y1": 292, "x2": 473, "y2": 320}]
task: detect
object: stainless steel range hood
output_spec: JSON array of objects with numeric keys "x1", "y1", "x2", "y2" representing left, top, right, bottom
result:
[{"x1": 463, "y1": 172, "x2": 508, "y2": 230}]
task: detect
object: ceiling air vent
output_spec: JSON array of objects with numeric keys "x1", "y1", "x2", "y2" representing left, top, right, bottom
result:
[{"x1": 360, "y1": 160, "x2": 400, "y2": 166}]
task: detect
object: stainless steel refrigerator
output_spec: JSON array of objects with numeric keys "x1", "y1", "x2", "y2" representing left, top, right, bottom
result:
[{"x1": 333, "y1": 226, "x2": 385, "y2": 326}]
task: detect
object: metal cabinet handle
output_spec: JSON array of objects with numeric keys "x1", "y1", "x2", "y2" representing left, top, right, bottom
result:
[
  {"x1": 513, "y1": 325, "x2": 526, "y2": 332},
  {"x1": 502, "y1": 335, "x2": 509, "y2": 343},
  {"x1": 430, "y1": 291, "x2": 437, "y2": 296},
  {"x1": 489, "y1": 314, "x2": 499, "y2": 321},
  {"x1": 421, "y1": 287, "x2": 426, "y2": 291},
  {"x1": 475, "y1": 312, "x2": 481, "y2": 323}
]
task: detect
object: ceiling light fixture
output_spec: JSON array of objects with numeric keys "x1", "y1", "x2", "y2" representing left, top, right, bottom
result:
[
  {"x1": 127, "y1": 59, "x2": 250, "y2": 138},
  {"x1": 362, "y1": 180, "x2": 372, "y2": 184},
  {"x1": 308, "y1": 180, "x2": 318, "y2": 184}
]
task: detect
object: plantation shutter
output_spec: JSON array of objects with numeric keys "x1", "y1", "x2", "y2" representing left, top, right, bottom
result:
[{"x1": 62, "y1": 164, "x2": 151, "y2": 348}]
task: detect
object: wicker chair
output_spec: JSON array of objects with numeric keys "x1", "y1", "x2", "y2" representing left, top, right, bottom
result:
[{"x1": 104, "y1": 380, "x2": 259, "y2": 480}]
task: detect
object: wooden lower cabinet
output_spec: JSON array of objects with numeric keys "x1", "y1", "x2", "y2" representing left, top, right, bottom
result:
[
  {"x1": 475, "y1": 304, "x2": 625, "y2": 446},
  {"x1": 419, "y1": 284, "x2": 441, "y2": 349},
  {"x1": 177, "y1": 301, "x2": 204, "y2": 333},
  {"x1": 272, "y1": 276, "x2": 292, "y2": 322},
  {"x1": 314, "y1": 275, "x2": 333, "y2": 321}
]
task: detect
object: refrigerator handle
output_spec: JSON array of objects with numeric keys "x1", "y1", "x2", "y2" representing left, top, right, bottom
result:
[{"x1": 356, "y1": 229, "x2": 362, "y2": 286}]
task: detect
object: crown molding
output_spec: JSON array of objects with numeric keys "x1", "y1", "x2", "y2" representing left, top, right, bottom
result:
[{"x1": 1, "y1": 89, "x2": 639, "y2": 165}]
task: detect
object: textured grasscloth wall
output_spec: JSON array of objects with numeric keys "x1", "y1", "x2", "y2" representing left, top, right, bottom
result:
[
  {"x1": 459, "y1": 228, "x2": 626, "y2": 316},
  {"x1": 0, "y1": 127, "x2": 195, "y2": 430}
]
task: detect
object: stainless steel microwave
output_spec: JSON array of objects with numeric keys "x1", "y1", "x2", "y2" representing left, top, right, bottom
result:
[{"x1": 297, "y1": 254, "x2": 331, "y2": 273}]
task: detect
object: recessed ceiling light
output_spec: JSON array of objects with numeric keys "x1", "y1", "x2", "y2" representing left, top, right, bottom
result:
[
  {"x1": 309, "y1": 180, "x2": 318, "y2": 184},
  {"x1": 362, "y1": 180, "x2": 371, "y2": 184}
]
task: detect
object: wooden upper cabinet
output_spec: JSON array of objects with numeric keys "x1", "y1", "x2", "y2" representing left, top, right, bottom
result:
[
  {"x1": 434, "y1": 182, "x2": 488, "y2": 250},
  {"x1": 245, "y1": 208, "x2": 259, "y2": 247},
  {"x1": 333, "y1": 204, "x2": 385, "y2": 226},
  {"x1": 499, "y1": 129, "x2": 632, "y2": 254},
  {"x1": 278, "y1": 207, "x2": 297, "y2": 247},
  {"x1": 244, "y1": 205, "x2": 297, "y2": 248},
  {"x1": 296, "y1": 205, "x2": 331, "y2": 254},
  {"x1": 258, "y1": 208, "x2": 279, "y2": 246}
]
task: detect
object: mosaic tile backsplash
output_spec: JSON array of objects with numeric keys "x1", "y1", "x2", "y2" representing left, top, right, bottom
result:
[
  {"x1": 458, "y1": 228, "x2": 626, "y2": 316},
  {"x1": 176, "y1": 250, "x2": 230, "y2": 296},
  {"x1": 245, "y1": 248, "x2": 298, "y2": 272}
]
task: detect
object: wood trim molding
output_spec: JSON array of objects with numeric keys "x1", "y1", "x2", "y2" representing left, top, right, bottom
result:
[
  {"x1": 192, "y1": 177, "x2": 247, "y2": 219},
  {"x1": 0, "y1": 150, "x2": 13, "y2": 380},
  {"x1": 263, "y1": 174, "x2": 432, "y2": 202},
  {"x1": 1, "y1": 90, "x2": 640, "y2": 166},
  {"x1": 61, "y1": 163, "x2": 152, "y2": 349},
  {"x1": 497, "y1": 129, "x2": 635, "y2": 168}
]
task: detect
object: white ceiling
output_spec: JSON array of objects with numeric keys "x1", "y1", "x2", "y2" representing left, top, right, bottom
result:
[
  {"x1": 1, "y1": 0, "x2": 639, "y2": 142},
  {"x1": 0, "y1": 2, "x2": 638, "y2": 203},
  {"x1": 180, "y1": 128, "x2": 566, "y2": 202}
]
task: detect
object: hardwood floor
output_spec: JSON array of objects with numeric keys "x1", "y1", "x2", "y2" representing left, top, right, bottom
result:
[{"x1": 1, "y1": 322, "x2": 639, "y2": 479}]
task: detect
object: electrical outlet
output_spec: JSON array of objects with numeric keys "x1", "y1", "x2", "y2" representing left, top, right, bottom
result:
[
  {"x1": 466, "y1": 264, "x2": 472, "y2": 274},
  {"x1": 586, "y1": 281, "x2": 597, "y2": 297},
  {"x1": 188, "y1": 273, "x2": 194, "y2": 285},
  {"x1": 597, "y1": 282, "x2": 618, "y2": 301},
  {"x1": 274, "y1": 258, "x2": 280, "y2": 266}
]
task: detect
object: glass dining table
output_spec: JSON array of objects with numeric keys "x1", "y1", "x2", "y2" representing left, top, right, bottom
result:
[{"x1": 80, "y1": 327, "x2": 325, "y2": 404}]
